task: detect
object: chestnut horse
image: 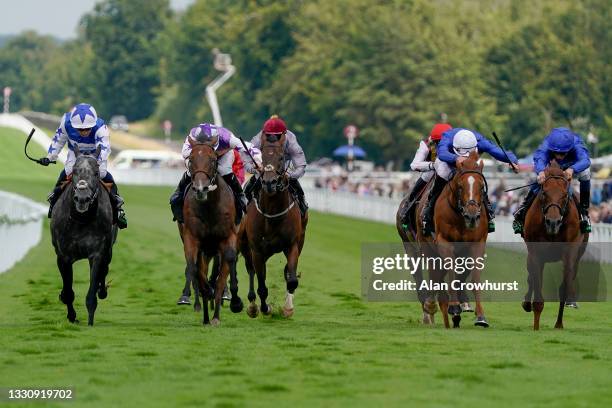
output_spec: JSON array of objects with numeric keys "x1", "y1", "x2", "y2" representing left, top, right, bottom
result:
[
  {"x1": 408, "y1": 151, "x2": 490, "y2": 328},
  {"x1": 238, "y1": 133, "x2": 308, "y2": 318},
  {"x1": 179, "y1": 137, "x2": 243, "y2": 326},
  {"x1": 521, "y1": 162, "x2": 588, "y2": 330}
]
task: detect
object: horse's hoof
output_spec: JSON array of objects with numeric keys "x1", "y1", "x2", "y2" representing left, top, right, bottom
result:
[
  {"x1": 474, "y1": 316, "x2": 489, "y2": 328},
  {"x1": 460, "y1": 302, "x2": 473, "y2": 313},
  {"x1": 67, "y1": 313, "x2": 77, "y2": 323},
  {"x1": 452, "y1": 314, "x2": 461, "y2": 328},
  {"x1": 98, "y1": 288, "x2": 108, "y2": 300},
  {"x1": 554, "y1": 323, "x2": 563, "y2": 329},
  {"x1": 282, "y1": 307, "x2": 294, "y2": 318},
  {"x1": 422, "y1": 313, "x2": 433, "y2": 325},
  {"x1": 194, "y1": 302, "x2": 202, "y2": 312},
  {"x1": 230, "y1": 297, "x2": 244, "y2": 314},
  {"x1": 522, "y1": 301, "x2": 532, "y2": 312},
  {"x1": 262, "y1": 304, "x2": 273, "y2": 316},
  {"x1": 210, "y1": 318, "x2": 220, "y2": 327},
  {"x1": 247, "y1": 302, "x2": 259, "y2": 318},
  {"x1": 448, "y1": 304, "x2": 462, "y2": 316},
  {"x1": 423, "y1": 300, "x2": 438, "y2": 315},
  {"x1": 177, "y1": 295, "x2": 191, "y2": 305}
]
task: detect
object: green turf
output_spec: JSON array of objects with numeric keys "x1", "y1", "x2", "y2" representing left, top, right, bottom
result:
[{"x1": 1, "y1": 126, "x2": 611, "y2": 407}]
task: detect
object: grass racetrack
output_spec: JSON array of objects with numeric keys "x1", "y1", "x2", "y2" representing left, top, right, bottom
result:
[{"x1": 1, "y1": 126, "x2": 611, "y2": 407}]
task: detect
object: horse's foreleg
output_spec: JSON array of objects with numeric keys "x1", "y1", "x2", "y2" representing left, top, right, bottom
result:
[
  {"x1": 252, "y1": 251, "x2": 271, "y2": 315},
  {"x1": 198, "y1": 253, "x2": 211, "y2": 325},
  {"x1": 528, "y1": 254, "x2": 545, "y2": 330},
  {"x1": 471, "y1": 268, "x2": 489, "y2": 328},
  {"x1": 177, "y1": 265, "x2": 192, "y2": 306},
  {"x1": 556, "y1": 255, "x2": 577, "y2": 329},
  {"x1": 282, "y1": 244, "x2": 300, "y2": 318},
  {"x1": 221, "y1": 237, "x2": 243, "y2": 318},
  {"x1": 86, "y1": 255, "x2": 103, "y2": 326},
  {"x1": 57, "y1": 256, "x2": 76, "y2": 323},
  {"x1": 183, "y1": 234, "x2": 206, "y2": 323}
]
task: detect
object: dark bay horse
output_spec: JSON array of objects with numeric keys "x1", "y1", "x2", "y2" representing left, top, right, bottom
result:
[
  {"x1": 50, "y1": 146, "x2": 117, "y2": 326},
  {"x1": 238, "y1": 133, "x2": 308, "y2": 318},
  {"x1": 409, "y1": 151, "x2": 490, "y2": 328},
  {"x1": 522, "y1": 162, "x2": 588, "y2": 330},
  {"x1": 179, "y1": 137, "x2": 243, "y2": 326}
]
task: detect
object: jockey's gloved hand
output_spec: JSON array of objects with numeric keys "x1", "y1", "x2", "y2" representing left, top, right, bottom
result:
[{"x1": 39, "y1": 157, "x2": 51, "y2": 166}]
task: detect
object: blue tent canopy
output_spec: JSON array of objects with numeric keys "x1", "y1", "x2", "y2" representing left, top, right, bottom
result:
[{"x1": 333, "y1": 145, "x2": 366, "y2": 158}]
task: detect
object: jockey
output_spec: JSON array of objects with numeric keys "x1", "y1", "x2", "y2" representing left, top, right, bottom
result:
[
  {"x1": 422, "y1": 128, "x2": 518, "y2": 235},
  {"x1": 243, "y1": 115, "x2": 308, "y2": 216},
  {"x1": 169, "y1": 123, "x2": 262, "y2": 224},
  {"x1": 40, "y1": 103, "x2": 127, "y2": 229},
  {"x1": 399, "y1": 123, "x2": 452, "y2": 229},
  {"x1": 512, "y1": 127, "x2": 592, "y2": 234}
]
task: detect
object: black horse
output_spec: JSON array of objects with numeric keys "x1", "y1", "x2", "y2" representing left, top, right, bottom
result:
[{"x1": 50, "y1": 146, "x2": 117, "y2": 325}]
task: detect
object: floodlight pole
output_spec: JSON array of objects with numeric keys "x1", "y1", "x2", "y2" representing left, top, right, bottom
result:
[{"x1": 206, "y1": 49, "x2": 235, "y2": 127}]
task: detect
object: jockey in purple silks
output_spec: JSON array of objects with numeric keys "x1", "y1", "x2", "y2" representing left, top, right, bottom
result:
[{"x1": 169, "y1": 123, "x2": 262, "y2": 224}]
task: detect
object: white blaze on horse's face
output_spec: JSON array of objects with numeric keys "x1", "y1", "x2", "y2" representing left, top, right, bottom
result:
[
  {"x1": 264, "y1": 164, "x2": 275, "y2": 172},
  {"x1": 467, "y1": 176, "x2": 475, "y2": 201}
]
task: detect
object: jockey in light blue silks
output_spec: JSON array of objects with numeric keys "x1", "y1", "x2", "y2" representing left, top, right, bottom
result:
[
  {"x1": 422, "y1": 128, "x2": 518, "y2": 235},
  {"x1": 40, "y1": 103, "x2": 127, "y2": 229},
  {"x1": 512, "y1": 127, "x2": 592, "y2": 234},
  {"x1": 169, "y1": 123, "x2": 262, "y2": 225}
]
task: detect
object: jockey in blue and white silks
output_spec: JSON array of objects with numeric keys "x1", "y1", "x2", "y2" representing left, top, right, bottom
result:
[
  {"x1": 422, "y1": 128, "x2": 518, "y2": 235},
  {"x1": 169, "y1": 123, "x2": 262, "y2": 224},
  {"x1": 40, "y1": 103, "x2": 127, "y2": 228},
  {"x1": 513, "y1": 127, "x2": 592, "y2": 234}
]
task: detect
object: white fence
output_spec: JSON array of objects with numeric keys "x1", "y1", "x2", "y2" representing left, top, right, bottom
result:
[{"x1": 0, "y1": 191, "x2": 47, "y2": 273}]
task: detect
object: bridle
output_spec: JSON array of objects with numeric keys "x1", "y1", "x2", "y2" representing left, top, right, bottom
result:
[
  {"x1": 448, "y1": 168, "x2": 488, "y2": 218},
  {"x1": 188, "y1": 143, "x2": 218, "y2": 189},
  {"x1": 260, "y1": 143, "x2": 289, "y2": 193},
  {"x1": 540, "y1": 174, "x2": 570, "y2": 219}
]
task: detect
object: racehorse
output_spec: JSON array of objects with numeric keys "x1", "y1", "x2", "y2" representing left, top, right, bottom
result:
[
  {"x1": 521, "y1": 161, "x2": 588, "y2": 330},
  {"x1": 404, "y1": 151, "x2": 490, "y2": 328},
  {"x1": 238, "y1": 132, "x2": 308, "y2": 318},
  {"x1": 50, "y1": 145, "x2": 117, "y2": 326},
  {"x1": 179, "y1": 136, "x2": 243, "y2": 326}
]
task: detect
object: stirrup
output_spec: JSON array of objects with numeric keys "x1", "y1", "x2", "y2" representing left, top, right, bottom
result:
[
  {"x1": 512, "y1": 219, "x2": 523, "y2": 234},
  {"x1": 488, "y1": 221, "x2": 495, "y2": 233},
  {"x1": 117, "y1": 210, "x2": 128, "y2": 229},
  {"x1": 580, "y1": 216, "x2": 591, "y2": 233}
]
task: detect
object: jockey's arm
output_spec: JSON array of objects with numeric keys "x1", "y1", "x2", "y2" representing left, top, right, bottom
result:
[
  {"x1": 533, "y1": 139, "x2": 550, "y2": 174},
  {"x1": 286, "y1": 132, "x2": 306, "y2": 179},
  {"x1": 477, "y1": 136, "x2": 518, "y2": 164},
  {"x1": 410, "y1": 141, "x2": 433, "y2": 171},
  {"x1": 249, "y1": 132, "x2": 262, "y2": 149},
  {"x1": 437, "y1": 134, "x2": 458, "y2": 165},
  {"x1": 571, "y1": 138, "x2": 591, "y2": 173},
  {"x1": 94, "y1": 125, "x2": 111, "y2": 178},
  {"x1": 228, "y1": 133, "x2": 262, "y2": 172},
  {"x1": 181, "y1": 134, "x2": 192, "y2": 159},
  {"x1": 46, "y1": 116, "x2": 69, "y2": 161}
]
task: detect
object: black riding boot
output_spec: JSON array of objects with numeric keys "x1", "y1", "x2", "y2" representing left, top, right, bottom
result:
[
  {"x1": 400, "y1": 177, "x2": 427, "y2": 228},
  {"x1": 244, "y1": 175, "x2": 261, "y2": 202},
  {"x1": 422, "y1": 175, "x2": 447, "y2": 236},
  {"x1": 512, "y1": 188, "x2": 538, "y2": 235},
  {"x1": 289, "y1": 178, "x2": 308, "y2": 216},
  {"x1": 47, "y1": 170, "x2": 67, "y2": 218},
  {"x1": 222, "y1": 174, "x2": 247, "y2": 225},
  {"x1": 579, "y1": 179, "x2": 591, "y2": 233},
  {"x1": 483, "y1": 194, "x2": 496, "y2": 233},
  {"x1": 109, "y1": 182, "x2": 127, "y2": 229},
  {"x1": 169, "y1": 172, "x2": 191, "y2": 223}
]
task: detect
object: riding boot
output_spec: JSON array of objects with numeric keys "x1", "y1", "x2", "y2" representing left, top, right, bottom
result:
[
  {"x1": 483, "y1": 194, "x2": 495, "y2": 233},
  {"x1": 47, "y1": 171, "x2": 67, "y2": 218},
  {"x1": 169, "y1": 172, "x2": 191, "y2": 223},
  {"x1": 422, "y1": 175, "x2": 446, "y2": 236},
  {"x1": 400, "y1": 177, "x2": 427, "y2": 229},
  {"x1": 222, "y1": 173, "x2": 247, "y2": 225},
  {"x1": 289, "y1": 178, "x2": 308, "y2": 216},
  {"x1": 579, "y1": 179, "x2": 591, "y2": 233},
  {"x1": 244, "y1": 175, "x2": 260, "y2": 202},
  {"x1": 512, "y1": 188, "x2": 538, "y2": 235},
  {"x1": 109, "y1": 182, "x2": 128, "y2": 229}
]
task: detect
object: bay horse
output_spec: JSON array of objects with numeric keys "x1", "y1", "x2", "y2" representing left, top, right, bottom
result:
[
  {"x1": 521, "y1": 161, "x2": 588, "y2": 330},
  {"x1": 238, "y1": 133, "x2": 308, "y2": 318},
  {"x1": 50, "y1": 145, "x2": 117, "y2": 326},
  {"x1": 411, "y1": 151, "x2": 490, "y2": 328},
  {"x1": 179, "y1": 137, "x2": 243, "y2": 326}
]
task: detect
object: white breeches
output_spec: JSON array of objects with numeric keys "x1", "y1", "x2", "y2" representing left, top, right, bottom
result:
[
  {"x1": 575, "y1": 168, "x2": 590, "y2": 181},
  {"x1": 419, "y1": 170, "x2": 435, "y2": 182},
  {"x1": 433, "y1": 158, "x2": 453, "y2": 181}
]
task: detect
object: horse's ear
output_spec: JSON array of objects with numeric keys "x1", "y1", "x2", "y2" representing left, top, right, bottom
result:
[
  {"x1": 74, "y1": 144, "x2": 81, "y2": 157},
  {"x1": 479, "y1": 159, "x2": 484, "y2": 171},
  {"x1": 469, "y1": 150, "x2": 479, "y2": 160},
  {"x1": 550, "y1": 159, "x2": 560, "y2": 169}
]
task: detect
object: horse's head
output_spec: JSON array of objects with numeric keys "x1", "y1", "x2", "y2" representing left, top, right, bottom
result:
[
  {"x1": 454, "y1": 150, "x2": 487, "y2": 229},
  {"x1": 541, "y1": 160, "x2": 570, "y2": 235},
  {"x1": 260, "y1": 131, "x2": 288, "y2": 195},
  {"x1": 71, "y1": 145, "x2": 101, "y2": 213},
  {"x1": 188, "y1": 138, "x2": 218, "y2": 202}
]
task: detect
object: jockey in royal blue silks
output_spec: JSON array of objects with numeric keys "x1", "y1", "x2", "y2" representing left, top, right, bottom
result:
[
  {"x1": 422, "y1": 128, "x2": 518, "y2": 235},
  {"x1": 512, "y1": 127, "x2": 592, "y2": 234},
  {"x1": 40, "y1": 103, "x2": 127, "y2": 229}
]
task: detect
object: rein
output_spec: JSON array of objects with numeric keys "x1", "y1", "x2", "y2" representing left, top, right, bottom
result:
[{"x1": 540, "y1": 174, "x2": 570, "y2": 219}]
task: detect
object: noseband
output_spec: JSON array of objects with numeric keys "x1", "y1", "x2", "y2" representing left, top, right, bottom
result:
[{"x1": 541, "y1": 174, "x2": 570, "y2": 219}]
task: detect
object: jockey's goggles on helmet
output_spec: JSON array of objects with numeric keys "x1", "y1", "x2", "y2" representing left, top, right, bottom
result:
[
  {"x1": 77, "y1": 127, "x2": 93, "y2": 135},
  {"x1": 264, "y1": 132, "x2": 283, "y2": 143},
  {"x1": 456, "y1": 147, "x2": 476, "y2": 157}
]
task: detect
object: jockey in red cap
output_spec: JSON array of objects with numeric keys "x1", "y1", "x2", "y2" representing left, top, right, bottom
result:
[
  {"x1": 399, "y1": 123, "x2": 452, "y2": 229},
  {"x1": 244, "y1": 115, "x2": 309, "y2": 216}
]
